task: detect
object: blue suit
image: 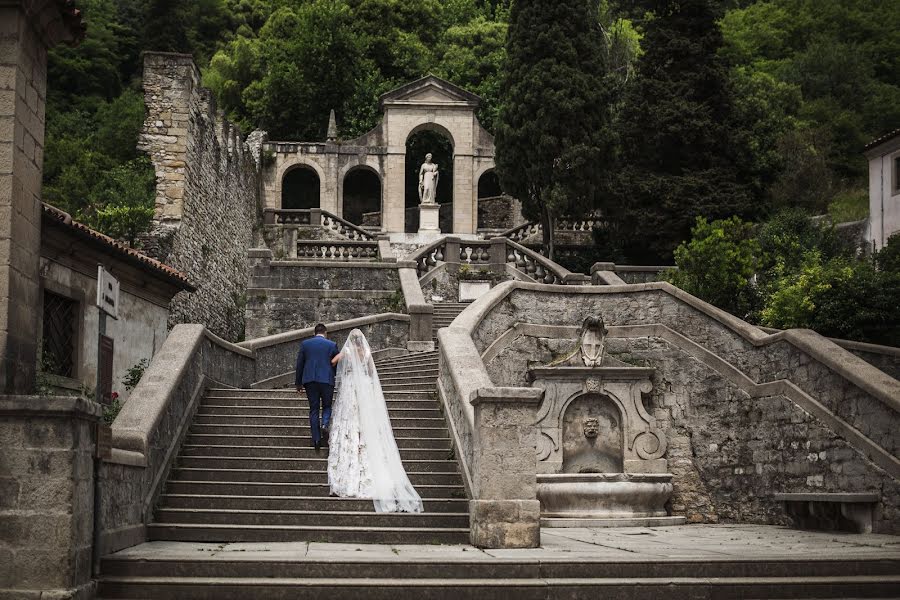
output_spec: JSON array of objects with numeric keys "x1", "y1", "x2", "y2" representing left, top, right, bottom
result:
[{"x1": 295, "y1": 335, "x2": 339, "y2": 446}]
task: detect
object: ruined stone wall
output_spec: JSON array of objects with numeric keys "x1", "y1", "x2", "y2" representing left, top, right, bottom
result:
[
  {"x1": 473, "y1": 286, "x2": 900, "y2": 533},
  {"x1": 139, "y1": 52, "x2": 261, "y2": 342}
]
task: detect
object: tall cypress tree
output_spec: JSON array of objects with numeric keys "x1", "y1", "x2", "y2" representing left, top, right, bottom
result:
[
  {"x1": 494, "y1": 0, "x2": 615, "y2": 259},
  {"x1": 615, "y1": 0, "x2": 753, "y2": 263}
]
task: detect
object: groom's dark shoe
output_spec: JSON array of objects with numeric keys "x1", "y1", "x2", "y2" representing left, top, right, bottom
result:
[
  {"x1": 314, "y1": 440, "x2": 321, "y2": 452},
  {"x1": 321, "y1": 426, "x2": 330, "y2": 446}
]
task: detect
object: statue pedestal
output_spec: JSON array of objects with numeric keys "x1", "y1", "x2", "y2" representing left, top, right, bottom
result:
[{"x1": 417, "y1": 203, "x2": 440, "y2": 234}]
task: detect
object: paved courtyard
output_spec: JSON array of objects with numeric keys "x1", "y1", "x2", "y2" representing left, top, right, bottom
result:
[{"x1": 111, "y1": 524, "x2": 900, "y2": 562}]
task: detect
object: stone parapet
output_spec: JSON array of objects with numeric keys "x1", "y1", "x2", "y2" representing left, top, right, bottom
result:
[{"x1": 0, "y1": 395, "x2": 101, "y2": 600}]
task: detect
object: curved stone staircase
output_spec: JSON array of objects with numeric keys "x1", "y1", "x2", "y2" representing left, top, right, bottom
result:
[{"x1": 142, "y1": 350, "x2": 469, "y2": 546}]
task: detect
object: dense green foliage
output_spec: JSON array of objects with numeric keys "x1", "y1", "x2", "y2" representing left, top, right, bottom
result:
[
  {"x1": 670, "y1": 215, "x2": 900, "y2": 346},
  {"x1": 494, "y1": 0, "x2": 615, "y2": 259}
]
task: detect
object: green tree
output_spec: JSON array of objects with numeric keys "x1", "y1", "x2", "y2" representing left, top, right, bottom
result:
[
  {"x1": 494, "y1": 0, "x2": 615, "y2": 259},
  {"x1": 614, "y1": 0, "x2": 754, "y2": 263},
  {"x1": 666, "y1": 216, "x2": 762, "y2": 318}
]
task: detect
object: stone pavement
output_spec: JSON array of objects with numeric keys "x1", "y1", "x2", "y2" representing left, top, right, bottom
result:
[{"x1": 110, "y1": 524, "x2": 900, "y2": 562}]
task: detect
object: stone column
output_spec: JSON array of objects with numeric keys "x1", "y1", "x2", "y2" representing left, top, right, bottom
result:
[
  {"x1": 0, "y1": 396, "x2": 102, "y2": 600},
  {"x1": 0, "y1": 1, "x2": 80, "y2": 392},
  {"x1": 469, "y1": 386, "x2": 543, "y2": 548},
  {"x1": 383, "y1": 152, "x2": 405, "y2": 233},
  {"x1": 452, "y1": 155, "x2": 475, "y2": 234}
]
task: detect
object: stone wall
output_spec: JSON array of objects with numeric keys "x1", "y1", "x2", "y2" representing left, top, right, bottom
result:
[
  {"x1": 477, "y1": 195, "x2": 524, "y2": 230},
  {"x1": 0, "y1": 396, "x2": 101, "y2": 600},
  {"x1": 463, "y1": 282, "x2": 900, "y2": 533},
  {"x1": 138, "y1": 52, "x2": 261, "y2": 342}
]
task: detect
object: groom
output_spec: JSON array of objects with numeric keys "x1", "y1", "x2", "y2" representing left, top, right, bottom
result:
[{"x1": 295, "y1": 323, "x2": 340, "y2": 451}]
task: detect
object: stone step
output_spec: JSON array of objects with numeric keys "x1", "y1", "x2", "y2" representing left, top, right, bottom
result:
[
  {"x1": 97, "y1": 574, "x2": 900, "y2": 600},
  {"x1": 185, "y1": 435, "x2": 453, "y2": 450},
  {"x1": 163, "y1": 481, "x2": 466, "y2": 499},
  {"x1": 145, "y1": 523, "x2": 471, "y2": 545},
  {"x1": 154, "y1": 508, "x2": 470, "y2": 528},
  {"x1": 197, "y1": 406, "x2": 443, "y2": 419},
  {"x1": 179, "y1": 445, "x2": 457, "y2": 461},
  {"x1": 98, "y1": 556, "x2": 900, "y2": 581},
  {"x1": 170, "y1": 468, "x2": 463, "y2": 486},
  {"x1": 373, "y1": 357, "x2": 438, "y2": 369},
  {"x1": 189, "y1": 425, "x2": 450, "y2": 438},
  {"x1": 375, "y1": 367, "x2": 439, "y2": 377},
  {"x1": 377, "y1": 374, "x2": 438, "y2": 384},
  {"x1": 193, "y1": 415, "x2": 447, "y2": 428},
  {"x1": 158, "y1": 494, "x2": 469, "y2": 513},
  {"x1": 177, "y1": 457, "x2": 459, "y2": 473},
  {"x1": 204, "y1": 393, "x2": 437, "y2": 405}
]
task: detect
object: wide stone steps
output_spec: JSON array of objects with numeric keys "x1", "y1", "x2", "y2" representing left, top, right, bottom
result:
[
  {"x1": 170, "y1": 468, "x2": 463, "y2": 486},
  {"x1": 147, "y1": 523, "x2": 470, "y2": 545},
  {"x1": 179, "y1": 445, "x2": 456, "y2": 461},
  {"x1": 197, "y1": 405, "x2": 443, "y2": 418},
  {"x1": 162, "y1": 481, "x2": 465, "y2": 499},
  {"x1": 184, "y1": 434, "x2": 453, "y2": 449},
  {"x1": 155, "y1": 508, "x2": 469, "y2": 528},
  {"x1": 177, "y1": 457, "x2": 458, "y2": 472},
  {"x1": 158, "y1": 495, "x2": 469, "y2": 513},
  {"x1": 97, "y1": 561, "x2": 900, "y2": 600},
  {"x1": 143, "y1": 351, "x2": 465, "y2": 548}
]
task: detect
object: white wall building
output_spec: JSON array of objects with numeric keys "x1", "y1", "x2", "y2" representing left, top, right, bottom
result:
[{"x1": 864, "y1": 128, "x2": 900, "y2": 250}]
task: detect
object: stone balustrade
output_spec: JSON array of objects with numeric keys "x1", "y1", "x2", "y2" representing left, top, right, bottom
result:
[
  {"x1": 295, "y1": 240, "x2": 380, "y2": 261},
  {"x1": 263, "y1": 208, "x2": 375, "y2": 241}
]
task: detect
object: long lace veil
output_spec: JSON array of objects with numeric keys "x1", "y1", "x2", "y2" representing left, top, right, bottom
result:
[{"x1": 337, "y1": 330, "x2": 424, "y2": 513}]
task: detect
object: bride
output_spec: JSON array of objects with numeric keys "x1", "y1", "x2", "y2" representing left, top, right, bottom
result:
[{"x1": 327, "y1": 329, "x2": 424, "y2": 513}]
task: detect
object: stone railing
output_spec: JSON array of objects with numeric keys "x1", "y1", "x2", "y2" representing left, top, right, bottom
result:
[
  {"x1": 399, "y1": 266, "x2": 434, "y2": 349},
  {"x1": 411, "y1": 237, "x2": 450, "y2": 277},
  {"x1": 437, "y1": 324, "x2": 543, "y2": 549},
  {"x1": 103, "y1": 325, "x2": 255, "y2": 554},
  {"x1": 505, "y1": 239, "x2": 574, "y2": 285},
  {"x1": 263, "y1": 208, "x2": 375, "y2": 241},
  {"x1": 591, "y1": 262, "x2": 676, "y2": 284},
  {"x1": 240, "y1": 313, "x2": 412, "y2": 386},
  {"x1": 294, "y1": 240, "x2": 380, "y2": 261},
  {"x1": 495, "y1": 213, "x2": 605, "y2": 244}
]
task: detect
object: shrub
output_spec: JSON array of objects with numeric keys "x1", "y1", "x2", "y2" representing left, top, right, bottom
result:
[{"x1": 666, "y1": 216, "x2": 761, "y2": 318}]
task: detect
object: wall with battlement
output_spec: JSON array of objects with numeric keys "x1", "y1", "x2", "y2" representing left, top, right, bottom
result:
[{"x1": 138, "y1": 52, "x2": 263, "y2": 342}]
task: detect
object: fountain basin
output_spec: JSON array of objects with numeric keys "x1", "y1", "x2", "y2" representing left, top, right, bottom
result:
[{"x1": 537, "y1": 472, "x2": 686, "y2": 527}]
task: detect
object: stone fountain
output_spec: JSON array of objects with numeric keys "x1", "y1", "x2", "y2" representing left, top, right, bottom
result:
[{"x1": 528, "y1": 316, "x2": 686, "y2": 527}]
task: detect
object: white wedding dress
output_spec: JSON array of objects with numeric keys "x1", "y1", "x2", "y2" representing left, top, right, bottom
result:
[{"x1": 327, "y1": 329, "x2": 424, "y2": 513}]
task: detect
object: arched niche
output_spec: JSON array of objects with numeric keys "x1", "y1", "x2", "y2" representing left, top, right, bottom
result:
[
  {"x1": 281, "y1": 165, "x2": 320, "y2": 210},
  {"x1": 562, "y1": 393, "x2": 624, "y2": 474},
  {"x1": 477, "y1": 169, "x2": 501, "y2": 199},
  {"x1": 405, "y1": 124, "x2": 455, "y2": 233},
  {"x1": 342, "y1": 166, "x2": 382, "y2": 226}
]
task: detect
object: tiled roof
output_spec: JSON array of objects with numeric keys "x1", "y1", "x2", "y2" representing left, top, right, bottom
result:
[
  {"x1": 41, "y1": 203, "x2": 194, "y2": 291},
  {"x1": 864, "y1": 128, "x2": 900, "y2": 152}
]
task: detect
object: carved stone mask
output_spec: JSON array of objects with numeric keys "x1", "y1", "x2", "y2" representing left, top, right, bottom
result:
[
  {"x1": 583, "y1": 417, "x2": 600, "y2": 439},
  {"x1": 580, "y1": 315, "x2": 608, "y2": 367}
]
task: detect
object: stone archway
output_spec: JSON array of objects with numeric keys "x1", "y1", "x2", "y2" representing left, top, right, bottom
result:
[
  {"x1": 342, "y1": 166, "x2": 382, "y2": 226},
  {"x1": 281, "y1": 165, "x2": 320, "y2": 209}
]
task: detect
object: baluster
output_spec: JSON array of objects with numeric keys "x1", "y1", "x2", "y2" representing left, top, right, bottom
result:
[
  {"x1": 479, "y1": 247, "x2": 489, "y2": 262},
  {"x1": 535, "y1": 265, "x2": 546, "y2": 280},
  {"x1": 507, "y1": 250, "x2": 516, "y2": 263},
  {"x1": 435, "y1": 246, "x2": 444, "y2": 262},
  {"x1": 515, "y1": 251, "x2": 526, "y2": 268},
  {"x1": 526, "y1": 257, "x2": 537, "y2": 274},
  {"x1": 544, "y1": 271, "x2": 556, "y2": 284}
]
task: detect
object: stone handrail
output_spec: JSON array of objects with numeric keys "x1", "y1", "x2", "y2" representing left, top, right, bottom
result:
[
  {"x1": 494, "y1": 214, "x2": 604, "y2": 243},
  {"x1": 399, "y1": 267, "x2": 433, "y2": 345},
  {"x1": 505, "y1": 239, "x2": 573, "y2": 285},
  {"x1": 106, "y1": 325, "x2": 255, "y2": 549},
  {"x1": 409, "y1": 237, "x2": 449, "y2": 277},
  {"x1": 295, "y1": 240, "x2": 380, "y2": 261},
  {"x1": 263, "y1": 207, "x2": 375, "y2": 241},
  {"x1": 437, "y1": 320, "x2": 543, "y2": 548},
  {"x1": 241, "y1": 313, "x2": 412, "y2": 384},
  {"x1": 495, "y1": 221, "x2": 540, "y2": 243},
  {"x1": 591, "y1": 262, "x2": 676, "y2": 284}
]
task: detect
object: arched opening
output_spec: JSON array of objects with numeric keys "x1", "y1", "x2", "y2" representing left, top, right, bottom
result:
[
  {"x1": 281, "y1": 165, "x2": 320, "y2": 209},
  {"x1": 405, "y1": 127, "x2": 454, "y2": 233},
  {"x1": 476, "y1": 169, "x2": 505, "y2": 230},
  {"x1": 343, "y1": 167, "x2": 381, "y2": 226},
  {"x1": 477, "y1": 169, "x2": 502, "y2": 199}
]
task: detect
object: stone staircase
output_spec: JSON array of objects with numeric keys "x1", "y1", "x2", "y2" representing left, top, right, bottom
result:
[
  {"x1": 143, "y1": 350, "x2": 469, "y2": 546},
  {"x1": 432, "y1": 302, "x2": 469, "y2": 340}
]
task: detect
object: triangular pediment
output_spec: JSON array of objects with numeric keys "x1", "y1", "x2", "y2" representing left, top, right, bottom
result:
[{"x1": 380, "y1": 75, "x2": 481, "y2": 107}]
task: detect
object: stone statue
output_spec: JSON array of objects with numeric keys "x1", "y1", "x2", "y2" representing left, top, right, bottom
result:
[
  {"x1": 579, "y1": 315, "x2": 607, "y2": 367},
  {"x1": 418, "y1": 153, "x2": 439, "y2": 204}
]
